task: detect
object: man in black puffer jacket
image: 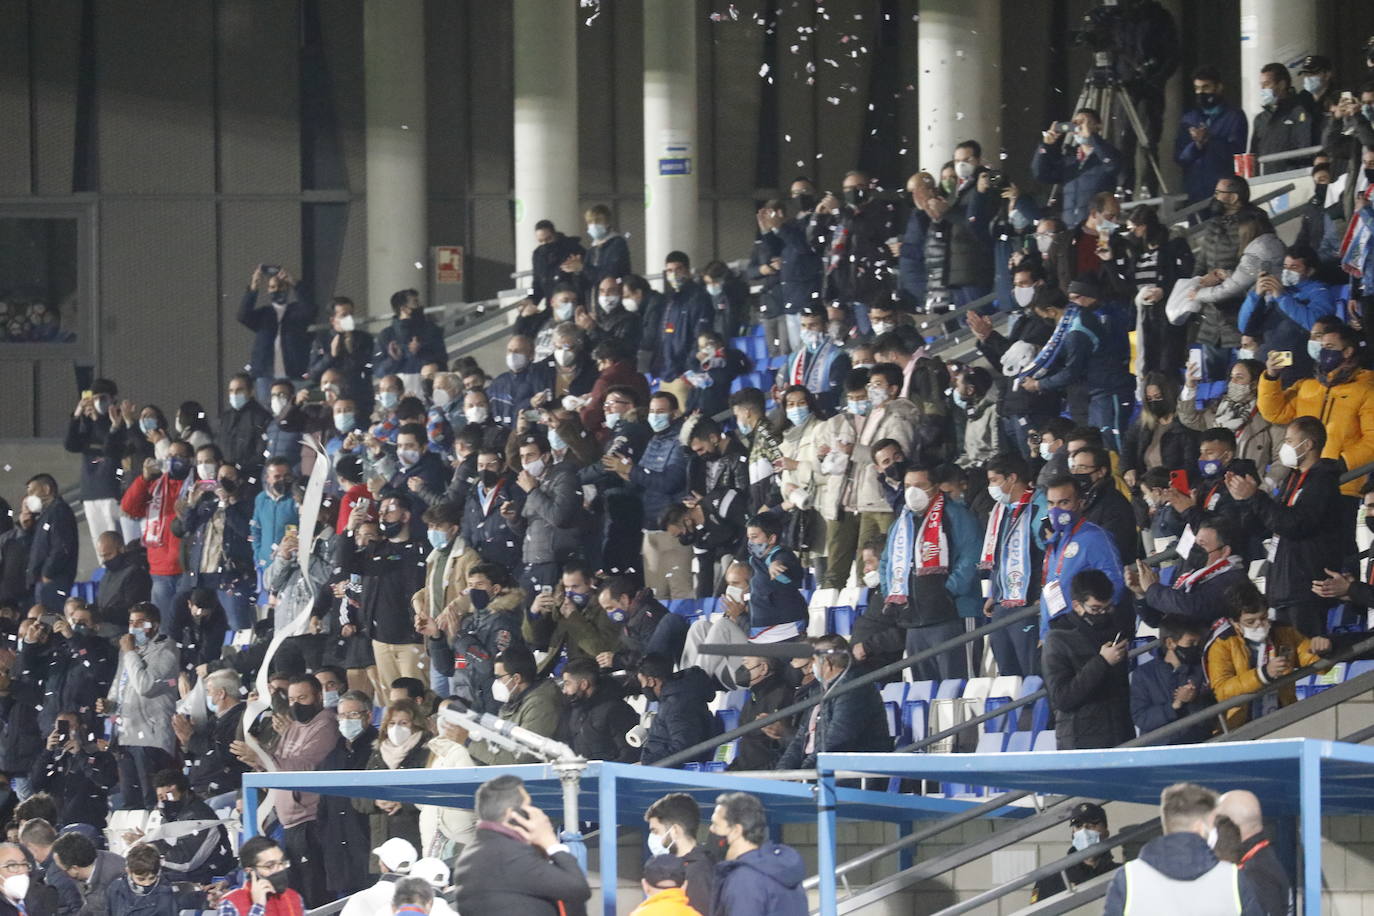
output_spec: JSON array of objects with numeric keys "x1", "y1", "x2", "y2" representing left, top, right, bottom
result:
[
  {"x1": 555, "y1": 659, "x2": 639, "y2": 763},
  {"x1": 778, "y1": 635, "x2": 891, "y2": 769},
  {"x1": 637, "y1": 656, "x2": 719, "y2": 766},
  {"x1": 1042, "y1": 570, "x2": 1135, "y2": 750}
]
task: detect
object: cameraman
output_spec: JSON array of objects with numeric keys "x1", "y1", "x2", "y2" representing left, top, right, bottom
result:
[{"x1": 1031, "y1": 109, "x2": 1123, "y2": 228}]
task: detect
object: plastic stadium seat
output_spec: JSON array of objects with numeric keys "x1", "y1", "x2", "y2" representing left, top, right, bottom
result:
[
  {"x1": 880, "y1": 682, "x2": 909, "y2": 707},
  {"x1": 666, "y1": 599, "x2": 697, "y2": 617},
  {"x1": 961, "y1": 677, "x2": 993, "y2": 717},
  {"x1": 682, "y1": 762, "x2": 702, "y2": 772},
  {"x1": 698, "y1": 597, "x2": 719, "y2": 616},
  {"x1": 988, "y1": 675, "x2": 1023, "y2": 703},
  {"x1": 767, "y1": 354, "x2": 787, "y2": 370},
  {"x1": 1030, "y1": 697, "x2": 1051, "y2": 734},
  {"x1": 984, "y1": 696, "x2": 1012, "y2": 733},
  {"x1": 750, "y1": 324, "x2": 766, "y2": 339},
  {"x1": 704, "y1": 761, "x2": 727, "y2": 773},
  {"x1": 716, "y1": 708, "x2": 741, "y2": 733},
  {"x1": 1347, "y1": 660, "x2": 1374, "y2": 681},
  {"x1": 721, "y1": 689, "x2": 749, "y2": 712},
  {"x1": 936, "y1": 679, "x2": 966, "y2": 701},
  {"x1": 907, "y1": 680, "x2": 937, "y2": 705},
  {"x1": 881, "y1": 683, "x2": 909, "y2": 739},
  {"x1": 1005, "y1": 731, "x2": 1033, "y2": 753},
  {"x1": 975, "y1": 732, "x2": 1009, "y2": 754},
  {"x1": 1032, "y1": 731, "x2": 1058, "y2": 751},
  {"x1": 906, "y1": 701, "x2": 929, "y2": 743},
  {"x1": 827, "y1": 606, "x2": 856, "y2": 636}
]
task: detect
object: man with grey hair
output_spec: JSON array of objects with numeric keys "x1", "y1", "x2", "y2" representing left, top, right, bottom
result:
[
  {"x1": 1216, "y1": 790, "x2": 1290, "y2": 916},
  {"x1": 453, "y1": 774, "x2": 590, "y2": 915},
  {"x1": 0, "y1": 840, "x2": 58, "y2": 916},
  {"x1": 17, "y1": 820, "x2": 80, "y2": 916},
  {"x1": 175, "y1": 667, "x2": 247, "y2": 809},
  {"x1": 1103, "y1": 782, "x2": 1266, "y2": 914},
  {"x1": 391, "y1": 876, "x2": 435, "y2": 914}
]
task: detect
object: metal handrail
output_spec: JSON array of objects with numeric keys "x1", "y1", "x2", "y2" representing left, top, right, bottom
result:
[
  {"x1": 1257, "y1": 143, "x2": 1323, "y2": 165},
  {"x1": 810, "y1": 634, "x2": 1374, "y2": 910},
  {"x1": 648, "y1": 605, "x2": 1041, "y2": 769},
  {"x1": 1182, "y1": 183, "x2": 1296, "y2": 237}
]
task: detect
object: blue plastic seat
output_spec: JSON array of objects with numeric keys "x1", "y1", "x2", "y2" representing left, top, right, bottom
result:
[
  {"x1": 666, "y1": 599, "x2": 698, "y2": 617},
  {"x1": 984, "y1": 696, "x2": 1012, "y2": 733},
  {"x1": 905, "y1": 701, "x2": 929, "y2": 743},
  {"x1": 1032, "y1": 730, "x2": 1057, "y2": 751},
  {"x1": 1005, "y1": 731, "x2": 1033, "y2": 753},
  {"x1": 880, "y1": 683, "x2": 908, "y2": 740},
  {"x1": 935, "y1": 679, "x2": 966, "y2": 701},
  {"x1": 827, "y1": 606, "x2": 856, "y2": 636},
  {"x1": 721, "y1": 689, "x2": 749, "y2": 711},
  {"x1": 1347, "y1": 660, "x2": 1374, "y2": 681},
  {"x1": 716, "y1": 708, "x2": 741, "y2": 733},
  {"x1": 1030, "y1": 697, "x2": 1051, "y2": 733},
  {"x1": 975, "y1": 732, "x2": 1008, "y2": 753}
]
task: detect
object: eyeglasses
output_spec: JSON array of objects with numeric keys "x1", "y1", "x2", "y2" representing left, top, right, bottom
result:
[
  {"x1": 337, "y1": 711, "x2": 368, "y2": 721},
  {"x1": 254, "y1": 858, "x2": 287, "y2": 872},
  {"x1": 0, "y1": 862, "x2": 30, "y2": 874}
]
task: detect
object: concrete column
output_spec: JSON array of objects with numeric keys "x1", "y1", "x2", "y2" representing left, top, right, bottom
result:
[
  {"x1": 364, "y1": 0, "x2": 427, "y2": 320},
  {"x1": 916, "y1": 0, "x2": 1002, "y2": 174},
  {"x1": 1239, "y1": 0, "x2": 1319, "y2": 120},
  {"x1": 513, "y1": 0, "x2": 579, "y2": 284},
  {"x1": 643, "y1": 0, "x2": 698, "y2": 275}
]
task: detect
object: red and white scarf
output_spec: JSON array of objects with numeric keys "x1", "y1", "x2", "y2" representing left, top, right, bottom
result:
[
  {"x1": 143, "y1": 475, "x2": 180, "y2": 548},
  {"x1": 1172, "y1": 553, "x2": 1242, "y2": 592},
  {"x1": 980, "y1": 486, "x2": 1033, "y2": 569},
  {"x1": 889, "y1": 495, "x2": 949, "y2": 600}
]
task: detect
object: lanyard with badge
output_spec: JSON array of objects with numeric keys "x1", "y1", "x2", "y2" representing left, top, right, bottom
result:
[{"x1": 1040, "y1": 518, "x2": 1085, "y2": 616}]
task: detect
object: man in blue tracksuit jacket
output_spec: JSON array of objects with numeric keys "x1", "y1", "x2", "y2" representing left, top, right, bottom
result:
[
  {"x1": 1237, "y1": 247, "x2": 1336, "y2": 384},
  {"x1": 1040, "y1": 477, "x2": 1125, "y2": 635},
  {"x1": 1030, "y1": 113, "x2": 1122, "y2": 228},
  {"x1": 1174, "y1": 78, "x2": 1249, "y2": 204}
]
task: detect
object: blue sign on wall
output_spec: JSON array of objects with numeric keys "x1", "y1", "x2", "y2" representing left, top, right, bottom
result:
[{"x1": 658, "y1": 158, "x2": 691, "y2": 176}]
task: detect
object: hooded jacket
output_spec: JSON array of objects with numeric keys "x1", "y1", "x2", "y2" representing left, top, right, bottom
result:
[
  {"x1": 711, "y1": 843, "x2": 809, "y2": 916},
  {"x1": 557, "y1": 682, "x2": 640, "y2": 763},
  {"x1": 106, "y1": 633, "x2": 179, "y2": 753},
  {"x1": 1205, "y1": 620, "x2": 1318, "y2": 730},
  {"x1": 1258, "y1": 368, "x2": 1374, "y2": 498},
  {"x1": 1103, "y1": 832, "x2": 1265, "y2": 915},
  {"x1": 1042, "y1": 611, "x2": 1134, "y2": 750},
  {"x1": 641, "y1": 667, "x2": 720, "y2": 766}
]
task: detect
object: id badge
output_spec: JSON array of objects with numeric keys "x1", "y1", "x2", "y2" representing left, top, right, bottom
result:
[{"x1": 1043, "y1": 580, "x2": 1068, "y2": 616}]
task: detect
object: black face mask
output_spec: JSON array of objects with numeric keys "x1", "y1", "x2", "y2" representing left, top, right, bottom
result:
[
  {"x1": 1195, "y1": 92, "x2": 1219, "y2": 109},
  {"x1": 794, "y1": 193, "x2": 817, "y2": 213},
  {"x1": 1071, "y1": 472, "x2": 1097, "y2": 493},
  {"x1": 734, "y1": 664, "x2": 754, "y2": 689},
  {"x1": 379, "y1": 519, "x2": 405, "y2": 538},
  {"x1": 1083, "y1": 612, "x2": 1114, "y2": 631},
  {"x1": 264, "y1": 869, "x2": 291, "y2": 895},
  {"x1": 1174, "y1": 645, "x2": 1204, "y2": 667},
  {"x1": 1146, "y1": 399, "x2": 1171, "y2": 417},
  {"x1": 641, "y1": 684, "x2": 658, "y2": 702},
  {"x1": 1187, "y1": 545, "x2": 1211, "y2": 570},
  {"x1": 291, "y1": 702, "x2": 319, "y2": 724},
  {"x1": 1365, "y1": 168, "x2": 1374, "y2": 184},
  {"x1": 708, "y1": 830, "x2": 731, "y2": 858},
  {"x1": 843, "y1": 187, "x2": 868, "y2": 207},
  {"x1": 480, "y1": 469, "x2": 500, "y2": 488},
  {"x1": 780, "y1": 663, "x2": 805, "y2": 689}
]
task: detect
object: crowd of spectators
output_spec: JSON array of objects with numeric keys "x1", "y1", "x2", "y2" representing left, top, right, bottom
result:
[{"x1": 4, "y1": 35, "x2": 1374, "y2": 916}]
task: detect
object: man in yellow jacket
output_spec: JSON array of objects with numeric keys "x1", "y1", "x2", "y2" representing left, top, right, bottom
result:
[
  {"x1": 1205, "y1": 580, "x2": 1330, "y2": 730},
  {"x1": 630, "y1": 855, "x2": 703, "y2": 915},
  {"x1": 1257, "y1": 323, "x2": 1374, "y2": 499}
]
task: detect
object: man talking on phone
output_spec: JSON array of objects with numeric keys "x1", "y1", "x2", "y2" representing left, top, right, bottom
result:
[
  {"x1": 453, "y1": 774, "x2": 590, "y2": 916},
  {"x1": 1042, "y1": 569, "x2": 1135, "y2": 750}
]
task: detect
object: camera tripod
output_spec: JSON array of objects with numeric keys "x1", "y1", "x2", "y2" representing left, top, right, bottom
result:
[{"x1": 1052, "y1": 51, "x2": 1170, "y2": 206}]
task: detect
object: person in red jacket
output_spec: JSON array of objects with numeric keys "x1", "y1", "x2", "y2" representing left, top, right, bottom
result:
[
  {"x1": 580, "y1": 338, "x2": 651, "y2": 440},
  {"x1": 119, "y1": 440, "x2": 193, "y2": 618},
  {"x1": 217, "y1": 837, "x2": 304, "y2": 916}
]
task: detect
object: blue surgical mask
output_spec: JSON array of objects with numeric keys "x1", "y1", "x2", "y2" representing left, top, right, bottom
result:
[
  {"x1": 228, "y1": 392, "x2": 248, "y2": 411},
  {"x1": 1258, "y1": 87, "x2": 1277, "y2": 107},
  {"x1": 139, "y1": 417, "x2": 158, "y2": 434},
  {"x1": 846, "y1": 400, "x2": 870, "y2": 416},
  {"x1": 605, "y1": 411, "x2": 623, "y2": 429},
  {"x1": 587, "y1": 223, "x2": 608, "y2": 240},
  {"x1": 1307, "y1": 339, "x2": 1323, "y2": 360},
  {"x1": 737, "y1": 420, "x2": 754, "y2": 437},
  {"x1": 334, "y1": 412, "x2": 355, "y2": 433},
  {"x1": 648, "y1": 413, "x2": 671, "y2": 433},
  {"x1": 1096, "y1": 218, "x2": 1119, "y2": 234},
  {"x1": 786, "y1": 407, "x2": 811, "y2": 427},
  {"x1": 129, "y1": 626, "x2": 150, "y2": 647},
  {"x1": 427, "y1": 528, "x2": 450, "y2": 551},
  {"x1": 339, "y1": 718, "x2": 364, "y2": 741},
  {"x1": 378, "y1": 391, "x2": 399, "y2": 410},
  {"x1": 548, "y1": 428, "x2": 567, "y2": 452},
  {"x1": 952, "y1": 391, "x2": 969, "y2": 408},
  {"x1": 1198, "y1": 459, "x2": 1223, "y2": 478},
  {"x1": 1302, "y1": 75, "x2": 1324, "y2": 95}
]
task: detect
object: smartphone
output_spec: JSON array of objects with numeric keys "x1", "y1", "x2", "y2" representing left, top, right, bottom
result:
[
  {"x1": 1055, "y1": 121, "x2": 1073, "y2": 134},
  {"x1": 285, "y1": 525, "x2": 298, "y2": 538},
  {"x1": 261, "y1": 264, "x2": 281, "y2": 278},
  {"x1": 521, "y1": 409, "x2": 541, "y2": 423},
  {"x1": 1169, "y1": 468, "x2": 1191, "y2": 494},
  {"x1": 540, "y1": 585, "x2": 554, "y2": 596},
  {"x1": 1273, "y1": 351, "x2": 1294, "y2": 368},
  {"x1": 55, "y1": 721, "x2": 69, "y2": 741},
  {"x1": 1342, "y1": 91, "x2": 1356, "y2": 102}
]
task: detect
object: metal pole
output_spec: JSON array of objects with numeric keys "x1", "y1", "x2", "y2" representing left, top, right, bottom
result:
[
  {"x1": 242, "y1": 787, "x2": 259, "y2": 839},
  {"x1": 1299, "y1": 742, "x2": 1322, "y2": 916},
  {"x1": 598, "y1": 767, "x2": 618, "y2": 916},
  {"x1": 816, "y1": 767, "x2": 839, "y2": 916},
  {"x1": 555, "y1": 760, "x2": 587, "y2": 870}
]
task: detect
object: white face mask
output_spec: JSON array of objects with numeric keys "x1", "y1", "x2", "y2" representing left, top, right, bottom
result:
[
  {"x1": 1278, "y1": 441, "x2": 1305, "y2": 469},
  {"x1": 622, "y1": 297, "x2": 640, "y2": 313},
  {"x1": 1241, "y1": 623, "x2": 1270, "y2": 643},
  {"x1": 988, "y1": 483, "x2": 1011, "y2": 505},
  {"x1": 554, "y1": 348, "x2": 576, "y2": 367},
  {"x1": 506, "y1": 352, "x2": 530, "y2": 373},
  {"x1": 1013, "y1": 286, "x2": 1036, "y2": 307},
  {"x1": 197, "y1": 462, "x2": 217, "y2": 480},
  {"x1": 871, "y1": 320, "x2": 894, "y2": 336},
  {"x1": 904, "y1": 486, "x2": 930, "y2": 514},
  {"x1": 491, "y1": 678, "x2": 511, "y2": 704},
  {"x1": 598, "y1": 294, "x2": 620, "y2": 312},
  {"x1": 725, "y1": 585, "x2": 746, "y2": 604},
  {"x1": 386, "y1": 724, "x2": 412, "y2": 745},
  {"x1": 1039, "y1": 440, "x2": 1054, "y2": 461},
  {"x1": 553, "y1": 301, "x2": 574, "y2": 321},
  {"x1": 523, "y1": 457, "x2": 546, "y2": 479},
  {"x1": 1280, "y1": 269, "x2": 1300, "y2": 288},
  {"x1": 954, "y1": 160, "x2": 976, "y2": 180},
  {"x1": 867, "y1": 386, "x2": 891, "y2": 407},
  {"x1": 1071, "y1": 828, "x2": 1102, "y2": 852},
  {"x1": 862, "y1": 569, "x2": 881, "y2": 588},
  {"x1": 1236, "y1": 348, "x2": 1255, "y2": 361},
  {"x1": 432, "y1": 387, "x2": 453, "y2": 409},
  {"x1": 1036, "y1": 234, "x2": 1054, "y2": 254},
  {"x1": 336, "y1": 314, "x2": 356, "y2": 333},
  {"x1": 3, "y1": 874, "x2": 28, "y2": 902},
  {"x1": 23, "y1": 494, "x2": 43, "y2": 514},
  {"x1": 397, "y1": 448, "x2": 421, "y2": 467},
  {"x1": 271, "y1": 395, "x2": 289, "y2": 415},
  {"x1": 465, "y1": 406, "x2": 488, "y2": 424},
  {"x1": 646, "y1": 827, "x2": 674, "y2": 858}
]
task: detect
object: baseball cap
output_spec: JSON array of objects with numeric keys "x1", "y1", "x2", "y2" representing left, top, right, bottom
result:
[
  {"x1": 1069, "y1": 802, "x2": 1107, "y2": 826},
  {"x1": 1297, "y1": 54, "x2": 1332, "y2": 74},
  {"x1": 642, "y1": 854, "x2": 687, "y2": 888},
  {"x1": 372, "y1": 837, "x2": 417, "y2": 873},
  {"x1": 410, "y1": 857, "x2": 450, "y2": 889},
  {"x1": 1066, "y1": 279, "x2": 1101, "y2": 301}
]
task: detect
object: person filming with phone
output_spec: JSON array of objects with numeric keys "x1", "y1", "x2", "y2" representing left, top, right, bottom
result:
[
  {"x1": 453, "y1": 774, "x2": 590, "y2": 916},
  {"x1": 1042, "y1": 569, "x2": 1135, "y2": 750}
]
